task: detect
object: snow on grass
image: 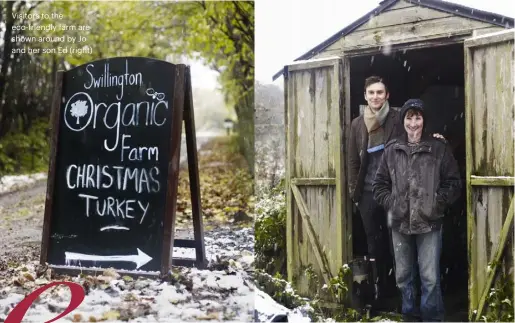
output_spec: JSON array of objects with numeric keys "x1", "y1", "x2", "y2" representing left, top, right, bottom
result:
[
  {"x1": 255, "y1": 288, "x2": 316, "y2": 323},
  {"x1": 0, "y1": 227, "x2": 255, "y2": 322},
  {"x1": 0, "y1": 172, "x2": 47, "y2": 194},
  {"x1": 0, "y1": 226, "x2": 312, "y2": 322}
]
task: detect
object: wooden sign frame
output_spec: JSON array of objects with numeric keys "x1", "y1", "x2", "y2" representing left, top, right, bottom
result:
[
  {"x1": 168, "y1": 66, "x2": 207, "y2": 270},
  {"x1": 40, "y1": 60, "x2": 206, "y2": 277}
]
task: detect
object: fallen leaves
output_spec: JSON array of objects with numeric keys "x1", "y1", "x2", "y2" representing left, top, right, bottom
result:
[
  {"x1": 195, "y1": 312, "x2": 221, "y2": 320},
  {"x1": 121, "y1": 275, "x2": 133, "y2": 282},
  {"x1": 101, "y1": 310, "x2": 121, "y2": 321},
  {"x1": 71, "y1": 310, "x2": 122, "y2": 322},
  {"x1": 176, "y1": 136, "x2": 254, "y2": 225},
  {"x1": 123, "y1": 292, "x2": 138, "y2": 302},
  {"x1": 102, "y1": 268, "x2": 120, "y2": 279},
  {"x1": 11, "y1": 270, "x2": 45, "y2": 289},
  {"x1": 0, "y1": 225, "x2": 256, "y2": 322}
]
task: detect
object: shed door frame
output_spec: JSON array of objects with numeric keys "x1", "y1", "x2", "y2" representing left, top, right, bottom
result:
[
  {"x1": 342, "y1": 32, "x2": 475, "y2": 58},
  {"x1": 283, "y1": 56, "x2": 352, "y2": 288},
  {"x1": 464, "y1": 29, "x2": 515, "y2": 321}
]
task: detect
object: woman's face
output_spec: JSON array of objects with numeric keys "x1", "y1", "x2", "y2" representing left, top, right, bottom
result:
[{"x1": 404, "y1": 110, "x2": 424, "y2": 139}]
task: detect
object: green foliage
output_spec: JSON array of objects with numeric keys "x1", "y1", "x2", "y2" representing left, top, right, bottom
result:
[
  {"x1": 227, "y1": 133, "x2": 242, "y2": 155},
  {"x1": 0, "y1": 1, "x2": 254, "y2": 175},
  {"x1": 234, "y1": 89, "x2": 254, "y2": 176},
  {"x1": 254, "y1": 269, "x2": 323, "y2": 322},
  {"x1": 34, "y1": 1, "x2": 185, "y2": 65},
  {"x1": 0, "y1": 118, "x2": 49, "y2": 176},
  {"x1": 255, "y1": 182, "x2": 286, "y2": 277},
  {"x1": 325, "y1": 264, "x2": 352, "y2": 303},
  {"x1": 163, "y1": 1, "x2": 254, "y2": 105},
  {"x1": 157, "y1": 1, "x2": 255, "y2": 173},
  {"x1": 477, "y1": 272, "x2": 514, "y2": 322},
  {"x1": 256, "y1": 265, "x2": 368, "y2": 322},
  {"x1": 304, "y1": 264, "x2": 402, "y2": 322},
  {"x1": 304, "y1": 265, "x2": 363, "y2": 322},
  {"x1": 254, "y1": 270, "x2": 309, "y2": 310},
  {"x1": 304, "y1": 265, "x2": 319, "y2": 291},
  {"x1": 254, "y1": 183, "x2": 384, "y2": 321}
]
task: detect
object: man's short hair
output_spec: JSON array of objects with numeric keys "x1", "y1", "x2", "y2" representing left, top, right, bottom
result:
[{"x1": 364, "y1": 76, "x2": 389, "y2": 94}]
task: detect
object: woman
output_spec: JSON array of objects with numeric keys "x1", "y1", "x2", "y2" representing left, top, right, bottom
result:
[{"x1": 372, "y1": 98, "x2": 461, "y2": 322}]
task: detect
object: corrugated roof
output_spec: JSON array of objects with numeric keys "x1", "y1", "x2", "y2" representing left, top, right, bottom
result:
[{"x1": 272, "y1": 0, "x2": 514, "y2": 81}]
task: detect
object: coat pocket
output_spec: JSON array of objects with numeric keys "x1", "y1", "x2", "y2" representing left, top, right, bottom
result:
[
  {"x1": 388, "y1": 193, "x2": 405, "y2": 221},
  {"x1": 427, "y1": 194, "x2": 446, "y2": 221}
]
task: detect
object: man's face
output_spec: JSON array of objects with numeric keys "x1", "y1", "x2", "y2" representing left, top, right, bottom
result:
[{"x1": 364, "y1": 82, "x2": 389, "y2": 111}]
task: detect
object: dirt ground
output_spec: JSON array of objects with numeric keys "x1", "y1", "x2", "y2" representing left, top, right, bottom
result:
[{"x1": 0, "y1": 180, "x2": 47, "y2": 267}]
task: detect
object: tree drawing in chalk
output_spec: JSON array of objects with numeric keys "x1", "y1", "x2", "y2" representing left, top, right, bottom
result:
[{"x1": 70, "y1": 100, "x2": 88, "y2": 124}]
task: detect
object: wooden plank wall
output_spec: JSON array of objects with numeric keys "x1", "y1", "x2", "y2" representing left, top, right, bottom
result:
[
  {"x1": 289, "y1": 66, "x2": 341, "y2": 295},
  {"x1": 469, "y1": 41, "x2": 514, "y2": 176},
  {"x1": 312, "y1": 0, "x2": 504, "y2": 58},
  {"x1": 292, "y1": 69, "x2": 336, "y2": 178},
  {"x1": 466, "y1": 33, "x2": 514, "y2": 313}
]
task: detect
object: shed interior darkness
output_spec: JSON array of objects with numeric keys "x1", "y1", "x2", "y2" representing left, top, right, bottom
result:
[{"x1": 348, "y1": 43, "x2": 468, "y2": 319}]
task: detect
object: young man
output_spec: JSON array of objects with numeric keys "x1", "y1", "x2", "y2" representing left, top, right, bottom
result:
[
  {"x1": 347, "y1": 76, "x2": 403, "y2": 305},
  {"x1": 372, "y1": 99, "x2": 461, "y2": 322}
]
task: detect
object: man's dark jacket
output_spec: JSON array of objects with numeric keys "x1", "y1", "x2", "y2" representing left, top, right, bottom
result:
[
  {"x1": 347, "y1": 108, "x2": 403, "y2": 203},
  {"x1": 372, "y1": 135, "x2": 461, "y2": 235}
]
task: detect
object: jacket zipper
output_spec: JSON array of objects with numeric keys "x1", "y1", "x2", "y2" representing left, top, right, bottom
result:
[{"x1": 408, "y1": 149, "x2": 413, "y2": 234}]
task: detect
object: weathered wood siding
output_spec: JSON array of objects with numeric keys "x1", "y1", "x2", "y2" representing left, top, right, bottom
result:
[
  {"x1": 465, "y1": 30, "x2": 514, "y2": 319},
  {"x1": 312, "y1": 0, "x2": 505, "y2": 58},
  {"x1": 285, "y1": 58, "x2": 345, "y2": 297}
]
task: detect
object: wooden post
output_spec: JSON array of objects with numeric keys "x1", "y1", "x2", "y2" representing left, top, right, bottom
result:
[
  {"x1": 464, "y1": 45, "x2": 477, "y2": 320},
  {"x1": 284, "y1": 66, "x2": 294, "y2": 283}
]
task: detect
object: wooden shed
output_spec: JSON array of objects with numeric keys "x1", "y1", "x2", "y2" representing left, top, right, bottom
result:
[{"x1": 273, "y1": 0, "x2": 514, "y2": 320}]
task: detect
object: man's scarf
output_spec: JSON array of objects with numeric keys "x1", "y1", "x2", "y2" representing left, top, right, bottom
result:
[{"x1": 363, "y1": 100, "x2": 390, "y2": 152}]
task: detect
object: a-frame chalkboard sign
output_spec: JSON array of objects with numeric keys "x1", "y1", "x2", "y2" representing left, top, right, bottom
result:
[{"x1": 40, "y1": 57, "x2": 206, "y2": 277}]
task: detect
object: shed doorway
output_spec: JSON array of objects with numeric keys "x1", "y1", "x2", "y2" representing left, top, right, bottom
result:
[{"x1": 348, "y1": 43, "x2": 468, "y2": 320}]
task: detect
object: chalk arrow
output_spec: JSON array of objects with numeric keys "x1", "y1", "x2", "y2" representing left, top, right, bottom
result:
[{"x1": 65, "y1": 248, "x2": 152, "y2": 269}]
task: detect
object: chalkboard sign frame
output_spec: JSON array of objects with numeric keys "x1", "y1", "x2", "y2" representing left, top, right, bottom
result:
[
  {"x1": 39, "y1": 57, "x2": 206, "y2": 277},
  {"x1": 171, "y1": 66, "x2": 207, "y2": 270}
]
